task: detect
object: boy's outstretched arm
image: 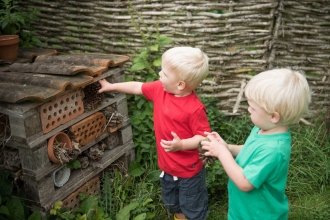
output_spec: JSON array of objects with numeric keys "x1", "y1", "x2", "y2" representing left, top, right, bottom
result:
[
  {"x1": 160, "y1": 132, "x2": 204, "y2": 152},
  {"x1": 201, "y1": 133, "x2": 254, "y2": 192},
  {"x1": 98, "y1": 79, "x2": 143, "y2": 95}
]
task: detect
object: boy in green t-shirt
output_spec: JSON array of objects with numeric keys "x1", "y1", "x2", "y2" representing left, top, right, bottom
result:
[{"x1": 201, "y1": 69, "x2": 311, "y2": 219}]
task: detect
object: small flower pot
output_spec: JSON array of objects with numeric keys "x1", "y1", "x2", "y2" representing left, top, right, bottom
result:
[
  {"x1": 0, "y1": 35, "x2": 19, "y2": 61},
  {"x1": 47, "y1": 132, "x2": 72, "y2": 164}
]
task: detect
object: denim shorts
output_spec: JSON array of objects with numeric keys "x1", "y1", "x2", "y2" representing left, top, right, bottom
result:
[{"x1": 160, "y1": 167, "x2": 209, "y2": 220}]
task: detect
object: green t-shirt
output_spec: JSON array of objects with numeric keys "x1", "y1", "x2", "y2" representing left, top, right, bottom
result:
[{"x1": 228, "y1": 126, "x2": 291, "y2": 220}]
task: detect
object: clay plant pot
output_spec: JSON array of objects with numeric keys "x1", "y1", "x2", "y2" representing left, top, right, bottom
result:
[
  {"x1": 0, "y1": 35, "x2": 19, "y2": 61},
  {"x1": 48, "y1": 132, "x2": 72, "y2": 164}
]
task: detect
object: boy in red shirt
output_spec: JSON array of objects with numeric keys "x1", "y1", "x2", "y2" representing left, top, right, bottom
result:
[{"x1": 98, "y1": 47, "x2": 211, "y2": 220}]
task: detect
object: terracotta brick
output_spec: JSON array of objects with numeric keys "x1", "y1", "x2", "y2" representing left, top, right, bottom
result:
[
  {"x1": 40, "y1": 90, "x2": 84, "y2": 134},
  {"x1": 68, "y1": 112, "x2": 106, "y2": 146}
]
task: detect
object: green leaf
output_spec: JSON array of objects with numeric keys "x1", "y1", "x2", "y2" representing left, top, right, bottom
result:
[
  {"x1": 32, "y1": 36, "x2": 42, "y2": 45},
  {"x1": 0, "y1": 171, "x2": 13, "y2": 199},
  {"x1": 116, "y1": 202, "x2": 139, "y2": 220},
  {"x1": 136, "y1": 98, "x2": 146, "y2": 109},
  {"x1": 140, "y1": 50, "x2": 149, "y2": 57},
  {"x1": 1, "y1": 20, "x2": 9, "y2": 29},
  {"x1": 152, "y1": 58, "x2": 162, "y2": 67},
  {"x1": 158, "y1": 35, "x2": 173, "y2": 46},
  {"x1": 94, "y1": 206, "x2": 107, "y2": 220},
  {"x1": 133, "y1": 213, "x2": 146, "y2": 220},
  {"x1": 131, "y1": 62, "x2": 147, "y2": 72},
  {"x1": 146, "y1": 212, "x2": 156, "y2": 219},
  {"x1": 79, "y1": 197, "x2": 97, "y2": 219},
  {"x1": 6, "y1": 197, "x2": 25, "y2": 220},
  {"x1": 28, "y1": 211, "x2": 42, "y2": 220},
  {"x1": 149, "y1": 44, "x2": 158, "y2": 52},
  {"x1": 75, "y1": 213, "x2": 87, "y2": 220},
  {"x1": 129, "y1": 161, "x2": 145, "y2": 177},
  {"x1": 0, "y1": 205, "x2": 9, "y2": 216},
  {"x1": 146, "y1": 170, "x2": 161, "y2": 182},
  {"x1": 133, "y1": 56, "x2": 143, "y2": 64},
  {"x1": 142, "y1": 198, "x2": 153, "y2": 207}
]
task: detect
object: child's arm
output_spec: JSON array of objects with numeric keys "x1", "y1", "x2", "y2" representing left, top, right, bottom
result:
[
  {"x1": 98, "y1": 79, "x2": 143, "y2": 95},
  {"x1": 206, "y1": 132, "x2": 243, "y2": 157},
  {"x1": 228, "y1": 144, "x2": 244, "y2": 157},
  {"x1": 160, "y1": 132, "x2": 203, "y2": 152},
  {"x1": 201, "y1": 133, "x2": 254, "y2": 192}
]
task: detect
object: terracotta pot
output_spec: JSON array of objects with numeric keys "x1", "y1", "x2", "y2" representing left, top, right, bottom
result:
[
  {"x1": 0, "y1": 35, "x2": 19, "y2": 61},
  {"x1": 48, "y1": 132, "x2": 72, "y2": 164}
]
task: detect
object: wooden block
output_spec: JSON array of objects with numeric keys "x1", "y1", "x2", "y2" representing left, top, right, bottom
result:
[
  {"x1": 19, "y1": 141, "x2": 51, "y2": 174},
  {"x1": 104, "y1": 132, "x2": 120, "y2": 150},
  {"x1": 3, "y1": 147, "x2": 20, "y2": 171},
  {"x1": 117, "y1": 147, "x2": 135, "y2": 171},
  {"x1": 108, "y1": 69, "x2": 125, "y2": 84},
  {"x1": 7, "y1": 106, "x2": 41, "y2": 144},
  {"x1": 23, "y1": 174, "x2": 55, "y2": 205},
  {"x1": 118, "y1": 123, "x2": 133, "y2": 145},
  {"x1": 116, "y1": 97, "x2": 128, "y2": 118}
]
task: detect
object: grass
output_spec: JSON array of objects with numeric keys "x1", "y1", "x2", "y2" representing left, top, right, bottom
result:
[
  {"x1": 289, "y1": 190, "x2": 330, "y2": 220},
  {"x1": 206, "y1": 187, "x2": 330, "y2": 220}
]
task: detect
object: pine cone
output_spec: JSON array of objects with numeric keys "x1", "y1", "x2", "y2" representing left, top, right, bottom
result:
[{"x1": 198, "y1": 138, "x2": 215, "y2": 165}]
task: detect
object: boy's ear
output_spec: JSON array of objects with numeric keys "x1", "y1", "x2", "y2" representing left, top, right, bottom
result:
[
  {"x1": 177, "y1": 81, "x2": 186, "y2": 91},
  {"x1": 270, "y1": 111, "x2": 281, "y2": 123}
]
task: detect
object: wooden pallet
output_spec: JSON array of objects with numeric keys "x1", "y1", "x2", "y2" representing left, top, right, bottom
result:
[{"x1": 0, "y1": 66, "x2": 135, "y2": 212}]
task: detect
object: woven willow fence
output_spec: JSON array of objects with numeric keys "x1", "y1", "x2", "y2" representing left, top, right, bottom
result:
[{"x1": 21, "y1": 0, "x2": 330, "y2": 118}]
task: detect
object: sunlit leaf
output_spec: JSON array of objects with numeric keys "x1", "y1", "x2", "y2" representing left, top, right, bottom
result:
[
  {"x1": 149, "y1": 44, "x2": 158, "y2": 51},
  {"x1": 153, "y1": 58, "x2": 162, "y2": 67},
  {"x1": 131, "y1": 62, "x2": 147, "y2": 72},
  {"x1": 158, "y1": 35, "x2": 173, "y2": 46},
  {"x1": 116, "y1": 202, "x2": 139, "y2": 220}
]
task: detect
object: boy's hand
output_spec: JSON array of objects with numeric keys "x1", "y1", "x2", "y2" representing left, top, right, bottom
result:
[
  {"x1": 201, "y1": 133, "x2": 228, "y2": 158},
  {"x1": 98, "y1": 79, "x2": 110, "y2": 93},
  {"x1": 160, "y1": 132, "x2": 183, "y2": 152},
  {"x1": 204, "y1": 131, "x2": 221, "y2": 142}
]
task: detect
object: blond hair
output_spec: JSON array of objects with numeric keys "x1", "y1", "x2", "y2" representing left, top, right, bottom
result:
[
  {"x1": 244, "y1": 68, "x2": 311, "y2": 125},
  {"x1": 162, "y1": 47, "x2": 209, "y2": 89}
]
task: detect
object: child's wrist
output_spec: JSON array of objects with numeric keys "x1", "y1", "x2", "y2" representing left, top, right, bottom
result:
[{"x1": 227, "y1": 144, "x2": 231, "y2": 152}]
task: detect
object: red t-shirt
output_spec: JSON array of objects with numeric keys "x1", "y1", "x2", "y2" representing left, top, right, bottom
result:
[{"x1": 142, "y1": 80, "x2": 211, "y2": 178}]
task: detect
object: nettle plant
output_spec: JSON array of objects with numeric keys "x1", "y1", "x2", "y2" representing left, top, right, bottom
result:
[
  {"x1": 0, "y1": 0, "x2": 42, "y2": 47},
  {"x1": 124, "y1": 1, "x2": 172, "y2": 170}
]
